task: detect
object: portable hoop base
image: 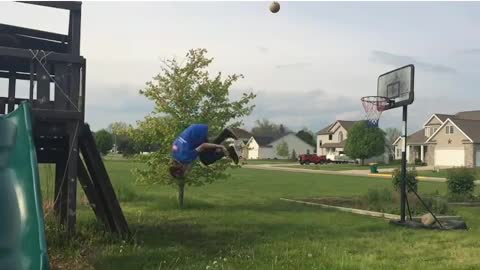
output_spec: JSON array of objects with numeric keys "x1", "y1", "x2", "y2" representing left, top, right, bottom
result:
[{"x1": 390, "y1": 219, "x2": 467, "y2": 230}]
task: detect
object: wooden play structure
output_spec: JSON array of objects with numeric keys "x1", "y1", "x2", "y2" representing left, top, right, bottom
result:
[{"x1": 0, "y1": 1, "x2": 129, "y2": 236}]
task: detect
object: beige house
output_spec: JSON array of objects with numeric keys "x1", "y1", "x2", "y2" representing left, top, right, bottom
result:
[
  {"x1": 316, "y1": 120, "x2": 359, "y2": 160},
  {"x1": 393, "y1": 111, "x2": 480, "y2": 167}
]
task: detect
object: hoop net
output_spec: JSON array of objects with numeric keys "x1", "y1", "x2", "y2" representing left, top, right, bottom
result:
[{"x1": 361, "y1": 96, "x2": 390, "y2": 128}]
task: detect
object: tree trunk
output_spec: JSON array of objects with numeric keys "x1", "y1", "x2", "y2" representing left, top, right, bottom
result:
[
  {"x1": 177, "y1": 179, "x2": 185, "y2": 209},
  {"x1": 361, "y1": 159, "x2": 365, "y2": 166}
]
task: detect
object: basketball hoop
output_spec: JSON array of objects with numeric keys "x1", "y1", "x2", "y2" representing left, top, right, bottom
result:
[{"x1": 361, "y1": 96, "x2": 391, "y2": 128}]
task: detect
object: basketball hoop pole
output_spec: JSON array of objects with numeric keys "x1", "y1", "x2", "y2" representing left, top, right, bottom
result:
[{"x1": 400, "y1": 105, "x2": 408, "y2": 222}]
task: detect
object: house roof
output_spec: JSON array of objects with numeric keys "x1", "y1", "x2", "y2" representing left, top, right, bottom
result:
[
  {"x1": 337, "y1": 120, "x2": 360, "y2": 131},
  {"x1": 317, "y1": 124, "x2": 333, "y2": 135},
  {"x1": 407, "y1": 129, "x2": 428, "y2": 145},
  {"x1": 252, "y1": 133, "x2": 313, "y2": 148},
  {"x1": 435, "y1": 114, "x2": 456, "y2": 122},
  {"x1": 450, "y1": 118, "x2": 480, "y2": 143},
  {"x1": 231, "y1": 128, "x2": 253, "y2": 140},
  {"x1": 455, "y1": 110, "x2": 480, "y2": 121},
  {"x1": 317, "y1": 120, "x2": 361, "y2": 135},
  {"x1": 426, "y1": 118, "x2": 479, "y2": 144},
  {"x1": 398, "y1": 110, "x2": 480, "y2": 145},
  {"x1": 252, "y1": 136, "x2": 276, "y2": 147},
  {"x1": 392, "y1": 136, "x2": 402, "y2": 146},
  {"x1": 392, "y1": 129, "x2": 428, "y2": 146}
]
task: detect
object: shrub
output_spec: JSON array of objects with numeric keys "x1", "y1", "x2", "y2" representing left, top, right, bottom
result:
[
  {"x1": 446, "y1": 167, "x2": 475, "y2": 200},
  {"x1": 408, "y1": 192, "x2": 451, "y2": 215},
  {"x1": 391, "y1": 191, "x2": 453, "y2": 215},
  {"x1": 392, "y1": 167, "x2": 418, "y2": 193},
  {"x1": 414, "y1": 158, "x2": 426, "y2": 166},
  {"x1": 423, "y1": 194, "x2": 450, "y2": 215}
]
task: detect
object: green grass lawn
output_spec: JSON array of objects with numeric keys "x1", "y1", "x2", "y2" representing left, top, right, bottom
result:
[
  {"x1": 417, "y1": 168, "x2": 480, "y2": 179},
  {"x1": 241, "y1": 159, "x2": 297, "y2": 165},
  {"x1": 40, "y1": 160, "x2": 480, "y2": 270}
]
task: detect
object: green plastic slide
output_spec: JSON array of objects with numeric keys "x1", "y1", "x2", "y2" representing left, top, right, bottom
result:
[{"x1": 0, "y1": 102, "x2": 50, "y2": 270}]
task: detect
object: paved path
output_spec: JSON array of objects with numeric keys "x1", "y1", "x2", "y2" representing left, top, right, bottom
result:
[{"x1": 242, "y1": 164, "x2": 452, "y2": 183}]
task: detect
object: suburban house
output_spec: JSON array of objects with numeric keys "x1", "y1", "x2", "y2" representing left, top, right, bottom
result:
[
  {"x1": 316, "y1": 120, "x2": 387, "y2": 163},
  {"x1": 230, "y1": 128, "x2": 253, "y2": 159},
  {"x1": 316, "y1": 120, "x2": 359, "y2": 160},
  {"x1": 246, "y1": 133, "x2": 315, "y2": 159},
  {"x1": 393, "y1": 110, "x2": 480, "y2": 167}
]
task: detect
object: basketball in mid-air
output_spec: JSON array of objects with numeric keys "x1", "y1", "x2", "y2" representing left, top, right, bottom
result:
[{"x1": 269, "y1": 2, "x2": 280, "y2": 13}]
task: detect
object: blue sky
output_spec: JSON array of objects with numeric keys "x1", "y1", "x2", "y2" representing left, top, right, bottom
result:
[{"x1": 1, "y1": 1, "x2": 479, "y2": 133}]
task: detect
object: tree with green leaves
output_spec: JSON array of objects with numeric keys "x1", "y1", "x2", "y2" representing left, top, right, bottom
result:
[
  {"x1": 276, "y1": 141, "x2": 289, "y2": 158},
  {"x1": 344, "y1": 121, "x2": 386, "y2": 165},
  {"x1": 296, "y1": 128, "x2": 316, "y2": 147},
  {"x1": 279, "y1": 124, "x2": 287, "y2": 136},
  {"x1": 94, "y1": 129, "x2": 113, "y2": 155},
  {"x1": 116, "y1": 135, "x2": 137, "y2": 157},
  {"x1": 108, "y1": 122, "x2": 129, "y2": 134},
  {"x1": 108, "y1": 122, "x2": 129, "y2": 153},
  {"x1": 129, "y1": 48, "x2": 256, "y2": 208},
  {"x1": 251, "y1": 119, "x2": 289, "y2": 138}
]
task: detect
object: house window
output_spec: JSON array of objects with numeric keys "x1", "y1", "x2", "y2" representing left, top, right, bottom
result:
[
  {"x1": 328, "y1": 134, "x2": 332, "y2": 140},
  {"x1": 446, "y1": 125, "x2": 454, "y2": 134},
  {"x1": 338, "y1": 131, "x2": 344, "y2": 142},
  {"x1": 396, "y1": 148, "x2": 401, "y2": 158},
  {"x1": 319, "y1": 140, "x2": 322, "y2": 146},
  {"x1": 433, "y1": 127, "x2": 438, "y2": 134},
  {"x1": 425, "y1": 127, "x2": 431, "y2": 137}
]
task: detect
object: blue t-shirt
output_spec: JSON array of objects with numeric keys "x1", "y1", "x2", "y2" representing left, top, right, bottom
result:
[{"x1": 172, "y1": 124, "x2": 209, "y2": 164}]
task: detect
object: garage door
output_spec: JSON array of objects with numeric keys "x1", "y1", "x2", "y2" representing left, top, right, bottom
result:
[{"x1": 435, "y1": 147, "x2": 465, "y2": 166}]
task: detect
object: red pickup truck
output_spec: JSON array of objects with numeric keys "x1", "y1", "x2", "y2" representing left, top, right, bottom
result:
[{"x1": 298, "y1": 154, "x2": 327, "y2": 165}]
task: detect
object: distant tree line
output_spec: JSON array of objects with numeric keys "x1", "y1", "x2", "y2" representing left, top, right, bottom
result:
[
  {"x1": 250, "y1": 118, "x2": 316, "y2": 147},
  {"x1": 93, "y1": 121, "x2": 159, "y2": 156}
]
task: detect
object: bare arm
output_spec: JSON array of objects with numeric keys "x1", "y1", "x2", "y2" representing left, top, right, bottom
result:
[{"x1": 195, "y1": 143, "x2": 226, "y2": 152}]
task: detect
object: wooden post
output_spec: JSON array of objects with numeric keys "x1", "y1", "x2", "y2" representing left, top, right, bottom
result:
[
  {"x1": 29, "y1": 62, "x2": 35, "y2": 102},
  {"x1": 66, "y1": 121, "x2": 79, "y2": 234},
  {"x1": 54, "y1": 63, "x2": 69, "y2": 110},
  {"x1": 68, "y1": 9, "x2": 82, "y2": 56},
  {"x1": 54, "y1": 150, "x2": 68, "y2": 224},
  {"x1": 0, "y1": 99, "x2": 5, "y2": 114},
  {"x1": 7, "y1": 70, "x2": 16, "y2": 113},
  {"x1": 77, "y1": 159, "x2": 113, "y2": 230},
  {"x1": 36, "y1": 64, "x2": 50, "y2": 108}
]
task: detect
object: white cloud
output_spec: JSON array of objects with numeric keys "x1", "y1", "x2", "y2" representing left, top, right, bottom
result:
[{"x1": 1, "y1": 2, "x2": 478, "y2": 134}]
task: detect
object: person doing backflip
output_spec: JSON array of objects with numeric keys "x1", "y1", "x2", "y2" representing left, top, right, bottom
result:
[{"x1": 169, "y1": 124, "x2": 239, "y2": 178}]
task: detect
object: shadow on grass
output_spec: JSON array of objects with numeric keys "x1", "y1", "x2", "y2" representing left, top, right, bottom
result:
[
  {"x1": 96, "y1": 216, "x2": 395, "y2": 269},
  {"x1": 130, "y1": 200, "x2": 394, "y2": 247},
  {"x1": 92, "y1": 194, "x2": 417, "y2": 269},
  {"x1": 128, "y1": 196, "x2": 216, "y2": 212}
]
